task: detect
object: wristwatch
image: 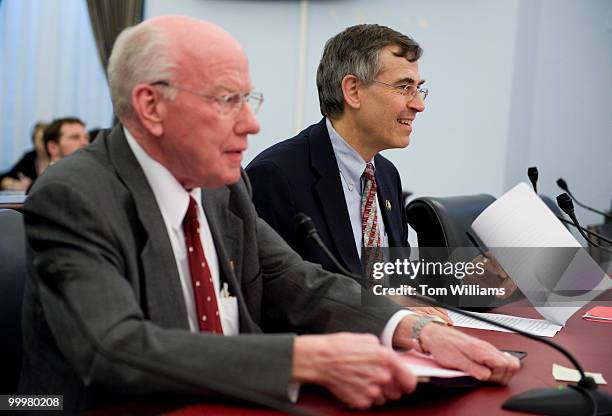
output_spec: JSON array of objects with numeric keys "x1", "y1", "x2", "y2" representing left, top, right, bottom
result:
[{"x1": 410, "y1": 315, "x2": 443, "y2": 354}]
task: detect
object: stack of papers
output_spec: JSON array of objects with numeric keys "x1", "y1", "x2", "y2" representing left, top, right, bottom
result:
[
  {"x1": 401, "y1": 350, "x2": 468, "y2": 379},
  {"x1": 448, "y1": 310, "x2": 562, "y2": 337},
  {"x1": 471, "y1": 183, "x2": 612, "y2": 326},
  {"x1": 582, "y1": 306, "x2": 612, "y2": 323}
]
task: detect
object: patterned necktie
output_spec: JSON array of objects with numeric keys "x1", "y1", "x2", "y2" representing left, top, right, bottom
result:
[
  {"x1": 182, "y1": 197, "x2": 223, "y2": 334},
  {"x1": 361, "y1": 163, "x2": 382, "y2": 277}
]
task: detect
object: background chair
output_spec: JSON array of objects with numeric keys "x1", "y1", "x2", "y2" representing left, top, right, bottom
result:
[
  {"x1": 406, "y1": 194, "x2": 496, "y2": 249},
  {"x1": 406, "y1": 194, "x2": 497, "y2": 307},
  {"x1": 0, "y1": 209, "x2": 26, "y2": 393}
]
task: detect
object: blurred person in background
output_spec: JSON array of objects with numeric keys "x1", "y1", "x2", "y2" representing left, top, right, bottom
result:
[
  {"x1": 43, "y1": 117, "x2": 89, "y2": 164},
  {"x1": 0, "y1": 122, "x2": 49, "y2": 192},
  {"x1": 88, "y1": 127, "x2": 103, "y2": 143}
]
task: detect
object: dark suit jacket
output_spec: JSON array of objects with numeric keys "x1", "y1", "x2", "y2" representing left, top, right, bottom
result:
[
  {"x1": 20, "y1": 124, "x2": 401, "y2": 413},
  {"x1": 246, "y1": 118, "x2": 408, "y2": 275}
]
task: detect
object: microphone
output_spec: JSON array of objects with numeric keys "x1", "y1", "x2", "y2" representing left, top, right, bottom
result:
[
  {"x1": 58, "y1": 286, "x2": 319, "y2": 416},
  {"x1": 524, "y1": 168, "x2": 612, "y2": 246},
  {"x1": 527, "y1": 167, "x2": 539, "y2": 194},
  {"x1": 557, "y1": 193, "x2": 612, "y2": 255},
  {"x1": 295, "y1": 213, "x2": 350, "y2": 276},
  {"x1": 295, "y1": 212, "x2": 612, "y2": 415},
  {"x1": 557, "y1": 178, "x2": 612, "y2": 221}
]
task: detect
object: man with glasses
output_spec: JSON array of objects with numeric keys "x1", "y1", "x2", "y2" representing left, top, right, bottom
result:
[
  {"x1": 21, "y1": 17, "x2": 518, "y2": 413},
  {"x1": 247, "y1": 25, "x2": 449, "y2": 319}
]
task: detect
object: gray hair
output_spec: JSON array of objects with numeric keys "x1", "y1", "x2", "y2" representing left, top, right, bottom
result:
[
  {"x1": 107, "y1": 23, "x2": 177, "y2": 119},
  {"x1": 316, "y1": 24, "x2": 422, "y2": 119}
]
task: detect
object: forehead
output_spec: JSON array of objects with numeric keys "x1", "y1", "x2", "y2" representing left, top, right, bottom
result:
[
  {"x1": 376, "y1": 46, "x2": 421, "y2": 83},
  {"x1": 59, "y1": 123, "x2": 84, "y2": 135},
  {"x1": 177, "y1": 39, "x2": 252, "y2": 89}
]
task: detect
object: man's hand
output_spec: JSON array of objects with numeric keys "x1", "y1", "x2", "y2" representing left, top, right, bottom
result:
[
  {"x1": 409, "y1": 306, "x2": 452, "y2": 325},
  {"x1": 393, "y1": 317, "x2": 520, "y2": 385},
  {"x1": 292, "y1": 333, "x2": 417, "y2": 409},
  {"x1": 387, "y1": 294, "x2": 452, "y2": 324},
  {"x1": 467, "y1": 253, "x2": 518, "y2": 299},
  {"x1": 0, "y1": 176, "x2": 31, "y2": 192}
]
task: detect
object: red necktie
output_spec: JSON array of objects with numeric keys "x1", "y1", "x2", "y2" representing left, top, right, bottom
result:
[
  {"x1": 361, "y1": 163, "x2": 382, "y2": 277},
  {"x1": 182, "y1": 197, "x2": 223, "y2": 334}
]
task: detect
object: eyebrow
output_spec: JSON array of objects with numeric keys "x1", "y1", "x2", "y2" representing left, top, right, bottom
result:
[
  {"x1": 216, "y1": 83, "x2": 253, "y2": 93},
  {"x1": 395, "y1": 77, "x2": 426, "y2": 86}
]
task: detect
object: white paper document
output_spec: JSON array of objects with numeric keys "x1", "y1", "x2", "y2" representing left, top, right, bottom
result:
[
  {"x1": 470, "y1": 182, "x2": 612, "y2": 326},
  {"x1": 401, "y1": 351, "x2": 469, "y2": 378},
  {"x1": 448, "y1": 310, "x2": 563, "y2": 337}
]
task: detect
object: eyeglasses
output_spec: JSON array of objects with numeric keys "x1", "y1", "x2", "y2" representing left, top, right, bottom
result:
[
  {"x1": 151, "y1": 81, "x2": 264, "y2": 115},
  {"x1": 371, "y1": 80, "x2": 428, "y2": 102}
]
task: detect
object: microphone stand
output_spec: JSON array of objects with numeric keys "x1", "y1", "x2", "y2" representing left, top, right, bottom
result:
[
  {"x1": 296, "y1": 213, "x2": 612, "y2": 416},
  {"x1": 556, "y1": 216, "x2": 612, "y2": 246},
  {"x1": 557, "y1": 193, "x2": 612, "y2": 255},
  {"x1": 557, "y1": 178, "x2": 612, "y2": 222},
  {"x1": 525, "y1": 167, "x2": 612, "y2": 250}
]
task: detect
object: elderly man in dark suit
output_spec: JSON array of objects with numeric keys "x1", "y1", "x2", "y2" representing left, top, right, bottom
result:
[{"x1": 20, "y1": 16, "x2": 519, "y2": 414}]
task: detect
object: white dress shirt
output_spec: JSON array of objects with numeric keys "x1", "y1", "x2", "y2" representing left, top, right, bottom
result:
[{"x1": 326, "y1": 118, "x2": 389, "y2": 254}]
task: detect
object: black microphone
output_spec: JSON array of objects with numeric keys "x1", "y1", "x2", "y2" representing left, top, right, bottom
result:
[
  {"x1": 58, "y1": 287, "x2": 320, "y2": 416},
  {"x1": 523, "y1": 168, "x2": 612, "y2": 247},
  {"x1": 557, "y1": 178, "x2": 612, "y2": 221},
  {"x1": 296, "y1": 212, "x2": 612, "y2": 416},
  {"x1": 557, "y1": 193, "x2": 612, "y2": 255},
  {"x1": 527, "y1": 167, "x2": 539, "y2": 193},
  {"x1": 295, "y1": 213, "x2": 363, "y2": 282}
]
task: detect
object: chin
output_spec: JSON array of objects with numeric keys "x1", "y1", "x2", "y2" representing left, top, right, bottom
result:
[
  {"x1": 390, "y1": 137, "x2": 410, "y2": 149},
  {"x1": 222, "y1": 169, "x2": 242, "y2": 186}
]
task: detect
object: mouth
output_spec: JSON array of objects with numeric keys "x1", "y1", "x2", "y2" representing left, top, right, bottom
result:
[
  {"x1": 397, "y1": 118, "x2": 413, "y2": 126},
  {"x1": 224, "y1": 149, "x2": 246, "y2": 162}
]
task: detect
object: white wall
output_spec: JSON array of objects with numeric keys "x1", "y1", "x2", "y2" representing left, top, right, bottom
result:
[
  {"x1": 146, "y1": 0, "x2": 612, "y2": 231},
  {"x1": 4, "y1": 0, "x2": 604, "y2": 229},
  {"x1": 505, "y1": 0, "x2": 612, "y2": 227},
  {"x1": 147, "y1": 1, "x2": 521, "y2": 199}
]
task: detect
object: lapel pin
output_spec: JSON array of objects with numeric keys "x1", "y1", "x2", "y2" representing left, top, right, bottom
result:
[
  {"x1": 229, "y1": 260, "x2": 235, "y2": 271},
  {"x1": 385, "y1": 200, "x2": 392, "y2": 211}
]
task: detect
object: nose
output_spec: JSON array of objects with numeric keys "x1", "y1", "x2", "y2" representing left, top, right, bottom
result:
[
  {"x1": 235, "y1": 103, "x2": 261, "y2": 136},
  {"x1": 408, "y1": 93, "x2": 425, "y2": 113}
]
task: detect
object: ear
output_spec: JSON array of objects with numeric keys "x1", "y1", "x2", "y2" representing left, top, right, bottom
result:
[
  {"x1": 131, "y1": 84, "x2": 166, "y2": 137},
  {"x1": 46, "y1": 141, "x2": 59, "y2": 161},
  {"x1": 340, "y1": 74, "x2": 362, "y2": 110}
]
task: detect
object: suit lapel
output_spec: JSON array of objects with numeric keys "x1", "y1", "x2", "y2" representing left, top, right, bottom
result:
[
  {"x1": 308, "y1": 119, "x2": 362, "y2": 274},
  {"x1": 106, "y1": 125, "x2": 189, "y2": 329}
]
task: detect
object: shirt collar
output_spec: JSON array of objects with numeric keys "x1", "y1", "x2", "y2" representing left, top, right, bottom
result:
[
  {"x1": 124, "y1": 126, "x2": 202, "y2": 230},
  {"x1": 326, "y1": 118, "x2": 375, "y2": 187}
]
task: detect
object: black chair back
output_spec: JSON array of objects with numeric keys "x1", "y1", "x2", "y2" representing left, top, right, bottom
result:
[
  {"x1": 0, "y1": 209, "x2": 26, "y2": 393},
  {"x1": 406, "y1": 194, "x2": 496, "y2": 248},
  {"x1": 406, "y1": 194, "x2": 498, "y2": 307}
]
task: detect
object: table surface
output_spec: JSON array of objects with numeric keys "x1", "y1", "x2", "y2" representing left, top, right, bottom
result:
[{"x1": 88, "y1": 298, "x2": 611, "y2": 416}]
